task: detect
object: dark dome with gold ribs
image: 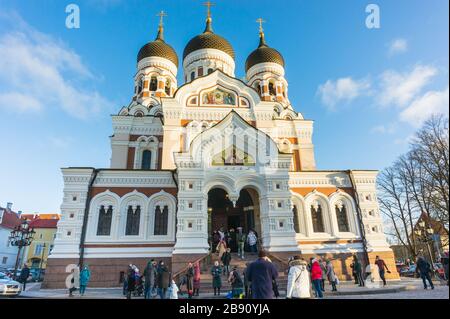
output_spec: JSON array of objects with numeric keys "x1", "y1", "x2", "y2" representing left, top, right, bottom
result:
[
  {"x1": 137, "y1": 26, "x2": 179, "y2": 67},
  {"x1": 245, "y1": 33, "x2": 284, "y2": 72},
  {"x1": 183, "y1": 18, "x2": 235, "y2": 60}
]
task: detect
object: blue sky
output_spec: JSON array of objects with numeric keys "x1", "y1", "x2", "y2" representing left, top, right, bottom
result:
[{"x1": 0, "y1": 0, "x2": 448, "y2": 214}]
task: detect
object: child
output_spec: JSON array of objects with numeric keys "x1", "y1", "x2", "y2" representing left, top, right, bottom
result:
[{"x1": 169, "y1": 280, "x2": 179, "y2": 299}]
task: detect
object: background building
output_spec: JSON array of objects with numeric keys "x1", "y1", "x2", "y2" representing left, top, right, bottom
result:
[
  {"x1": 22, "y1": 215, "x2": 59, "y2": 271},
  {"x1": 0, "y1": 203, "x2": 21, "y2": 269}
]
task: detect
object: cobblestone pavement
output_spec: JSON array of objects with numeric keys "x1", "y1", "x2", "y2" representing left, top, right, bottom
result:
[
  {"x1": 10, "y1": 279, "x2": 449, "y2": 299},
  {"x1": 327, "y1": 285, "x2": 449, "y2": 299}
]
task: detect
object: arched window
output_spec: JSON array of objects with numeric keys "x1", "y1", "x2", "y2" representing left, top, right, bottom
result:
[
  {"x1": 207, "y1": 68, "x2": 214, "y2": 74},
  {"x1": 190, "y1": 71, "x2": 195, "y2": 81},
  {"x1": 137, "y1": 78, "x2": 144, "y2": 93},
  {"x1": 150, "y1": 76, "x2": 158, "y2": 91},
  {"x1": 125, "y1": 205, "x2": 140, "y2": 236},
  {"x1": 274, "y1": 107, "x2": 281, "y2": 117},
  {"x1": 164, "y1": 79, "x2": 171, "y2": 96},
  {"x1": 311, "y1": 204, "x2": 325, "y2": 233},
  {"x1": 336, "y1": 203, "x2": 350, "y2": 232},
  {"x1": 154, "y1": 205, "x2": 169, "y2": 235},
  {"x1": 268, "y1": 81, "x2": 276, "y2": 96},
  {"x1": 141, "y1": 150, "x2": 152, "y2": 170},
  {"x1": 198, "y1": 66, "x2": 204, "y2": 77},
  {"x1": 255, "y1": 82, "x2": 261, "y2": 96},
  {"x1": 96, "y1": 205, "x2": 113, "y2": 236},
  {"x1": 293, "y1": 205, "x2": 300, "y2": 233}
]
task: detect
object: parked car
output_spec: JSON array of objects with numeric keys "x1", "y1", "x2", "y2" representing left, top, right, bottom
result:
[{"x1": 0, "y1": 272, "x2": 22, "y2": 297}]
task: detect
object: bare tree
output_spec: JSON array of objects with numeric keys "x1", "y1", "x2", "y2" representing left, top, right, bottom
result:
[
  {"x1": 411, "y1": 115, "x2": 449, "y2": 239},
  {"x1": 378, "y1": 161, "x2": 421, "y2": 259},
  {"x1": 378, "y1": 115, "x2": 449, "y2": 258}
]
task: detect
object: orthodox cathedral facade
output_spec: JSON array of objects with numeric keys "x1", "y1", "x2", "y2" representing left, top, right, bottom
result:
[{"x1": 44, "y1": 8, "x2": 398, "y2": 288}]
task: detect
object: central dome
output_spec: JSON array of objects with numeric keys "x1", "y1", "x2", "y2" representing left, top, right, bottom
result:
[{"x1": 183, "y1": 18, "x2": 235, "y2": 60}]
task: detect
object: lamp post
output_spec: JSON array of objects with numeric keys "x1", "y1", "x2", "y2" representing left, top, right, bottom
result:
[
  {"x1": 38, "y1": 243, "x2": 46, "y2": 281},
  {"x1": 414, "y1": 220, "x2": 435, "y2": 275},
  {"x1": 9, "y1": 219, "x2": 35, "y2": 280}
]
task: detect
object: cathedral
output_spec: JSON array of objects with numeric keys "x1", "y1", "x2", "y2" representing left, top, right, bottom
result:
[{"x1": 44, "y1": 7, "x2": 398, "y2": 288}]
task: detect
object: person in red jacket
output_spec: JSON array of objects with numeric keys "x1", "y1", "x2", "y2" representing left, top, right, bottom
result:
[{"x1": 310, "y1": 258, "x2": 323, "y2": 298}]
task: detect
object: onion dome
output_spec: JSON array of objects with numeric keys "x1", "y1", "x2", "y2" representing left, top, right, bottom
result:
[
  {"x1": 183, "y1": 17, "x2": 235, "y2": 60},
  {"x1": 245, "y1": 31, "x2": 284, "y2": 72},
  {"x1": 137, "y1": 21, "x2": 179, "y2": 67}
]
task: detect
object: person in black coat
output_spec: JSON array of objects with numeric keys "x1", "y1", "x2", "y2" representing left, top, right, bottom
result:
[
  {"x1": 246, "y1": 251, "x2": 278, "y2": 299},
  {"x1": 19, "y1": 264, "x2": 30, "y2": 291},
  {"x1": 221, "y1": 248, "x2": 232, "y2": 276},
  {"x1": 156, "y1": 261, "x2": 170, "y2": 299},
  {"x1": 185, "y1": 263, "x2": 195, "y2": 299},
  {"x1": 416, "y1": 256, "x2": 434, "y2": 290}
]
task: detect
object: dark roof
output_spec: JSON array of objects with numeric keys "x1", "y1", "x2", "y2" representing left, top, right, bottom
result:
[
  {"x1": 0, "y1": 207, "x2": 21, "y2": 230},
  {"x1": 137, "y1": 26, "x2": 179, "y2": 67},
  {"x1": 245, "y1": 33, "x2": 284, "y2": 72},
  {"x1": 183, "y1": 18, "x2": 235, "y2": 60}
]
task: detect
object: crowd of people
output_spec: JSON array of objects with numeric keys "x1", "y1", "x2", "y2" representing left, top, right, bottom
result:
[
  {"x1": 64, "y1": 244, "x2": 446, "y2": 299},
  {"x1": 211, "y1": 227, "x2": 259, "y2": 258}
]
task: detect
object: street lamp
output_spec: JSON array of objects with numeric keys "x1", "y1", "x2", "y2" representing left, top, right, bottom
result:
[{"x1": 8, "y1": 219, "x2": 35, "y2": 280}]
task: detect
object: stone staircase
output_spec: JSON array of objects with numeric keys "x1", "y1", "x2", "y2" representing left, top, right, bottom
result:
[{"x1": 188, "y1": 253, "x2": 289, "y2": 294}]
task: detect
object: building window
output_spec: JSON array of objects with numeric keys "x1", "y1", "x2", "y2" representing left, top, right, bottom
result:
[
  {"x1": 2, "y1": 257, "x2": 7, "y2": 264},
  {"x1": 293, "y1": 205, "x2": 300, "y2": 233},
  {"x1": 125, "y1": 205, "x2": 141, "y2": 236},
  {"x1": 207, "y1": 68, "x2": 214, "y2": 74},
  {"x1": 96, "y1": 205, "x2": 113, "y2": 236},
  {"x1": 154, "y1": 205, "x2": 169, "y2": 235},
  {"x1": 198, "y1": 66, "x2": 204, "y2": 77},
  {"x1": 150, "y1": 76, "x2": 158, "y2": 91},
  {"x1": 336, "y1": 204, "x2": 350, "y2": 232},
  {"x1": 138, "y1": 77, "x2": 144, "y2": 93},
  {"x1": 268, "y1": 81, "x2": 276, "y2": 96},
  {"x1": 165, "y1": 79, "x2": 171, "y2": 95},
  {"x1": 190, "y1": 71, "x2": 195, "y2": 81},
  {"x1": 34, "y1": 244, "x2": 44, "y2": 256},
  {"x1": 141, "y1": 150, "x2": 152, "y2": 170},
  {"x1": 311, "y1": 204, "x2": 325, "y2": 233}
]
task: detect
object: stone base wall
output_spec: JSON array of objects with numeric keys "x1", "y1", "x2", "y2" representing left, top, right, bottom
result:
[{"x1": 43, "y1": 256, "x2": 172, "y2": 289}]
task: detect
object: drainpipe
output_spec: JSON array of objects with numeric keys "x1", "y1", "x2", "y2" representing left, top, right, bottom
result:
[
  {"x1": 347, "y1": 170, "x2": 370, "y2": 267},
  {"x1": 79, "y1": 169, "x2": 99, "y2": 268}
]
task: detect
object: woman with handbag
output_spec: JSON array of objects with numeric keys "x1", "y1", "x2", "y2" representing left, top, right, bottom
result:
[
  {"x1": 286, "y1": 256, "x2": 311, "y2": 299},
  {"x1": 326, "y1": 259, "x2": 338, "y2": 292}
]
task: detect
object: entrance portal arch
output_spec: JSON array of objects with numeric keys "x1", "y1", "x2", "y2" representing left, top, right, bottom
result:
[{"x1": 207, "y1": 187, "x2": 261, "y2": 252}]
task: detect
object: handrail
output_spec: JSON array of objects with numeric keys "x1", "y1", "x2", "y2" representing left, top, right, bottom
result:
[{"x1": 172, "y1": 253, "x2": 211, "y2": 282}]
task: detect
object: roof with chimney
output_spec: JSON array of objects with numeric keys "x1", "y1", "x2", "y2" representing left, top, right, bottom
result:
[{"x1": 0, "y1": 206, "x2": 22, "y2": 230}]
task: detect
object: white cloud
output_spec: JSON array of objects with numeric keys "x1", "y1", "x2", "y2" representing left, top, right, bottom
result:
[
  {"x1": 0, "y1": 92, "x2": 43, "y2": 112},
  {"x1": 388, "y1": 38, "x2": 408, "y2": 56},
  {"x1": 317, "y1": 77, "x2": 371, "y2": 110},
  {"x1": 370, "y1": 123, "x2": 397, "y2": 135},
  {"x1": 399, "y1": 86, "x2": 449, "y2": 127},
  {"x1": 0, "y1": 13, "x2": 108, "y2": 119},
  {"x1": 378, "y1": 65, "x2": 438, "y2": 107}
]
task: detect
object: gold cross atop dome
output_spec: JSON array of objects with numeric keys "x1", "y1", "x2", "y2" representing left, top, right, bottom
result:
[
  {"x1": 256, "y1": 18, "x2": 266, "y2": 34},
  {"x1": 203, "y1": 1, "x2": 216, "y2": 19},
  {"x1": 157, "y1": 10, "x2": 168, "y2": 27}
]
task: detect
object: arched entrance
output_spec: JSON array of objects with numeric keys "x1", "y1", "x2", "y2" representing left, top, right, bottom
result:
[{"x1": 207, "y1": 187, "x2": 260, "y2": 252}]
